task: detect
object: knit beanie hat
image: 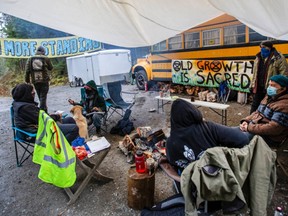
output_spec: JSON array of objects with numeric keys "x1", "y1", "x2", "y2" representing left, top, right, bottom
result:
[
  {"x1": 260, "y1": 40, "x2": 273, "y2": 49},
  {"x1": 269, "y1": 75, "x2": 288, "y2": 87},
  {"x1": 85, "y1": 80, "x2": 97, "y2": 91}
]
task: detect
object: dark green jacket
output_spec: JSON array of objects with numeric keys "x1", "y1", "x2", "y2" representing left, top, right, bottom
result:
[
  {"x1": 25, "y1": 54, "x2": 53, "y2": 83},
  {"x1": 181, "y1": 135, "x2": 277, "y2": 216}
]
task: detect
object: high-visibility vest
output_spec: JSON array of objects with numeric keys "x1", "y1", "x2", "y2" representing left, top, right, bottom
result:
[{"x1": 33, "y1": 111, "x2": 76, "y2": 188}]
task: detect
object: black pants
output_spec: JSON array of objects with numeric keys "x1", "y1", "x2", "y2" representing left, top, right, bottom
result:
[
  {"x1": 58, "y1": 117, "x2": 79, "y2": 144},
  {"x1": 34, "y1": 82, "x2": 49, "y2": 112},
  {"x1": 250, "y1": 92, "x2": 266, "y2": 114}
]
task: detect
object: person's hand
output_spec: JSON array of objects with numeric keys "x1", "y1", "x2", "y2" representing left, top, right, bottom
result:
[
  {"x1": 68, "y1": 99, "x2": 75, "y2": 105},
  {"x1": 239, "y1": 121, "x2": 248, "y2": 132},
  {"x1": 92, "y1": 107, "x2": 99, "y2": 112}
]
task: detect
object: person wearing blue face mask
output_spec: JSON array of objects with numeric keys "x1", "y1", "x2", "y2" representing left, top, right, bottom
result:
[
  {"x1": 240, "y1": 75, "x2": 288, "y2": 146},
  {"x1": 250, "y1": 40, "x2": 288, "y2": 114}
]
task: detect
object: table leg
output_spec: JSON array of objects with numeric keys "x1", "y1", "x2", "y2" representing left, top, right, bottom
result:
[{"x1": 64, "y1": 148, "x2": 113, "y2": 205}]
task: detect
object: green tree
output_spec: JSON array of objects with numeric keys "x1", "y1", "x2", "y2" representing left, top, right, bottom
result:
[{"x1": 0, "y1": 13, "x2": 70, "y2": 84}]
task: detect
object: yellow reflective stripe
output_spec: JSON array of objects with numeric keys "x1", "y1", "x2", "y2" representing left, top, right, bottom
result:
[{"x1": 42, "y1": 117, "x2": 74, "y2": 168}]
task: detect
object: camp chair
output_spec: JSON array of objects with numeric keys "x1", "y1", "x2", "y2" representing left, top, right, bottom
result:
[
  {"x1": 275, "y1": 136, "x2": 288, "y2": 177},
  {"x1": 10, "y1": 106, "x2": 37, "y2": 167},
  {"x1": 158, "y1": 156, "x2": 220, "y2": 214},
  {"x1": 102, "y1": 80, "x2": 138, "y2": 120},
  {"x1": 80, "y1": 87, "x2": 108, "y2": 133},
  {"x1": 218, "y1": 80, "x2": 231, "y2": 104}
]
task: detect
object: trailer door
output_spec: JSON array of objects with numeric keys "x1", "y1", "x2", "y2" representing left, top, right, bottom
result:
[{"x1": 85, "y1": 56, "x2": 95, "y2": 83}]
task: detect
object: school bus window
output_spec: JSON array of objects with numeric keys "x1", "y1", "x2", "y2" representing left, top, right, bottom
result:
[
  {"x1": 224, "y1": 24, "x2": 245, "y2": 45},
  {"x1": 203, "y1": 29, "x2": 220, "y2": 47},
  {"x1": 184, "y1": 32, "x2": 200, "y2": 48},
  {"x1": 152, "y1": 40, "x2": 167, "y2": 51},
  {"x1": 249, "y1": 28, "x2": 267, "y2": 43},
  {"x1": 168, "y1": 35, "x2": 182, "y2": 50}
]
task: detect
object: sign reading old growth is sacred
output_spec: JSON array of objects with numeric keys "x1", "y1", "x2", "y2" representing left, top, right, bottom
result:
[
  {"x1": 172, "y1": 60, "x2": 254, "y2": 92},
  {"x1": 0, "y1": 36, "x2": 102, "y2": 58}
]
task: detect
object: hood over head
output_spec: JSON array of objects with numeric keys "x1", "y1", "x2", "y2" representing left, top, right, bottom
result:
[
  {"x1": 12, "y1": 83, "x2": 35, "y2": 103},
  {"x1": 170, "y1": 99, "x2": 203, "y2": 130}
]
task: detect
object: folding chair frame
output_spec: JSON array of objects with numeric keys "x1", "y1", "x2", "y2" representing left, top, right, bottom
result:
[
  {"x1": 103, "y1": 81, "x2": 138, "y2": 120},
  {"x1": 64, "y1": 147, "x2": 113, "y2": 205},
  {"x1": 10, "y1": 106, "x2": 36, "y2": 167}
]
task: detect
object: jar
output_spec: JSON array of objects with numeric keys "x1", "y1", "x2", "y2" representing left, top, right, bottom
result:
[
  {"x1": 135, "y1": 150, "x2": 146, "y2": 173},
  {"x1": 146, "y1": 157, "x2": 155, "y2": 175}
]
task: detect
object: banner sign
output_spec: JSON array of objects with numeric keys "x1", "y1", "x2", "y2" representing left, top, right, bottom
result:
[
  {"x1": 0, "y1": 36, "x2": 102, "y2": 58},
  {"x1": 172, "y1": 59, "x2": 254, "y2": 92}
]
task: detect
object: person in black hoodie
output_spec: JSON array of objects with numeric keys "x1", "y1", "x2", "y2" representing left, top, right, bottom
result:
[
  {"x1": 12, "y1": 83, "x2": 79, "y2": 143},
  {"x1": 166, "y1": 99, "x2": 250, "y2": 170}
]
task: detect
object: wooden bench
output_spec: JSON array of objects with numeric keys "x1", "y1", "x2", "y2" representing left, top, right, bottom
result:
[{"x1": 155, "y1": 96, "x2": 230, "y2": 125}]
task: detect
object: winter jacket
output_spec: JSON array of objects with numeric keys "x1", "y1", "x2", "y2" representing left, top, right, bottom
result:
[
  {"x1": 181, "y1": 135, "x2": 277, "y2": 216},
  {"x1": 242, "y1": 93, "x2": 288, "y2": 144},
  {"x1": 251, "y1": 48, "x2": 288, "y2": 93},
  {"x1": 78, "y1": 82, "x2": 106, "y2": 113},
  {"x1": 25, "y1": 54, "x2": 53, "y2": 84}
]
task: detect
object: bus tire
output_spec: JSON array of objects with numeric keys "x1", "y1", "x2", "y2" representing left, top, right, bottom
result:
[{"x1": 135, "y1": 70, "x2": 148, "y2": 90}]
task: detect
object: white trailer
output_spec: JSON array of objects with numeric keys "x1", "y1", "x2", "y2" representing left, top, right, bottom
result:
[{"x1": 66, "y1": 49, "x2": 131, "y2": 85}]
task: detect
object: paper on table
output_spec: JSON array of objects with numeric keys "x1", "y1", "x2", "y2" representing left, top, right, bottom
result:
[
  {"x1": 86, "y1": 137, "x2": 111, "y2": 153},
  {"x1": 55, "y1": 110, "x2": 64, "y2": 114}
]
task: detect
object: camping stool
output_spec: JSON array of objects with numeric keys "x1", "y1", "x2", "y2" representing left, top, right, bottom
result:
[
  {"x1": 64, "y1": 147, "x2": 113, "y2": 205},
  {"x1": 127, "y1": 168, "x2": 155, "y2": 210}
]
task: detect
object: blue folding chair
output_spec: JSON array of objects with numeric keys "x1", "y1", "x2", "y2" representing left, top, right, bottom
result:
[{"x1": 10, "y1": 106, "x2": 37, "y2": 167}]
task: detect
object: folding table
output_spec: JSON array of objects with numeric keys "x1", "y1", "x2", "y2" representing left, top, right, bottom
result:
[{"x1": 64, "y1": 147, "x2": 113, "y2": 205}]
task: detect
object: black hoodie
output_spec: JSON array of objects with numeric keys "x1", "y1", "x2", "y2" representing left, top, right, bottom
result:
[
  {"x1": 12, "y1": 83, "x2": 39, "y2": 132},
  {"x1": 166, "y1": 99, "x2": 249, "y2": 169}
]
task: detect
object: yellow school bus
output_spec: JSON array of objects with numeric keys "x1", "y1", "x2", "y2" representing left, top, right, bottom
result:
[{"x1": 132, "y1": 14, "x2": 288, "y2": 90}]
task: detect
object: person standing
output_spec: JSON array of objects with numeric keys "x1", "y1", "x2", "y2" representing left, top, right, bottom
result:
[
  {"x1": 25, "y1": 46, "x2": 53, "y2": 113},
  {"x1": 250, "y1": 40, "x2": 288, "y2": 113}
]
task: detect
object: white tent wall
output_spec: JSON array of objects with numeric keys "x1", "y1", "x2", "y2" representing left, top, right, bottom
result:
[{"x1": 0, "y1": 0, "x2": 287, "y2": 47}]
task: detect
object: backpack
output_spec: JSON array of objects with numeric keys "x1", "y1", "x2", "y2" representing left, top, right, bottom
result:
[
  {"x1": 141, "y1": 193, "x2": 185, "y2": 216},
  {"x1": 110, "y1": 109, "x2": 134, "y2": 136},
  {"x1": 30, "y1": 57, "x2": 46, "y2": 83}
]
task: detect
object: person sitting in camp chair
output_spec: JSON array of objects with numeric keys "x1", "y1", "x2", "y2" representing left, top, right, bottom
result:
[
  {"x1": 68, "y1": 80, "x2": 106, "y2": 134},
  {"x1": 166, "y1": 98, "x2": 250, "y2": 171},
  {"x1": 12, "y1": 83, "x2": 79, "y2": 144}
]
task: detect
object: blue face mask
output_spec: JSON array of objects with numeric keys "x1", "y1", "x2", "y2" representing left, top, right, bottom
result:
[
  {"x1": 267, "y1": 86, "x2": 277, "y2": 96},
  {"x1": 261, "y1": 47, "x2": 271, "y2": 58}
]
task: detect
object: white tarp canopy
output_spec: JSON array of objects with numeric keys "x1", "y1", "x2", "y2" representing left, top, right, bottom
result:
[{"x1": 1, "y1": 0, "x2": 288, "y2": 47}]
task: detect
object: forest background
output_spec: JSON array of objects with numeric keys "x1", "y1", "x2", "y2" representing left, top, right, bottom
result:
[{"x1": 0, "y1": 13, "x2": 149, "y2": 96}]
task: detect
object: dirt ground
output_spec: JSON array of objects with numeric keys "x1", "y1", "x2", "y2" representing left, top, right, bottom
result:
[{"x1": 0, "y1": 84, "x2": 287, "y2": 216}]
